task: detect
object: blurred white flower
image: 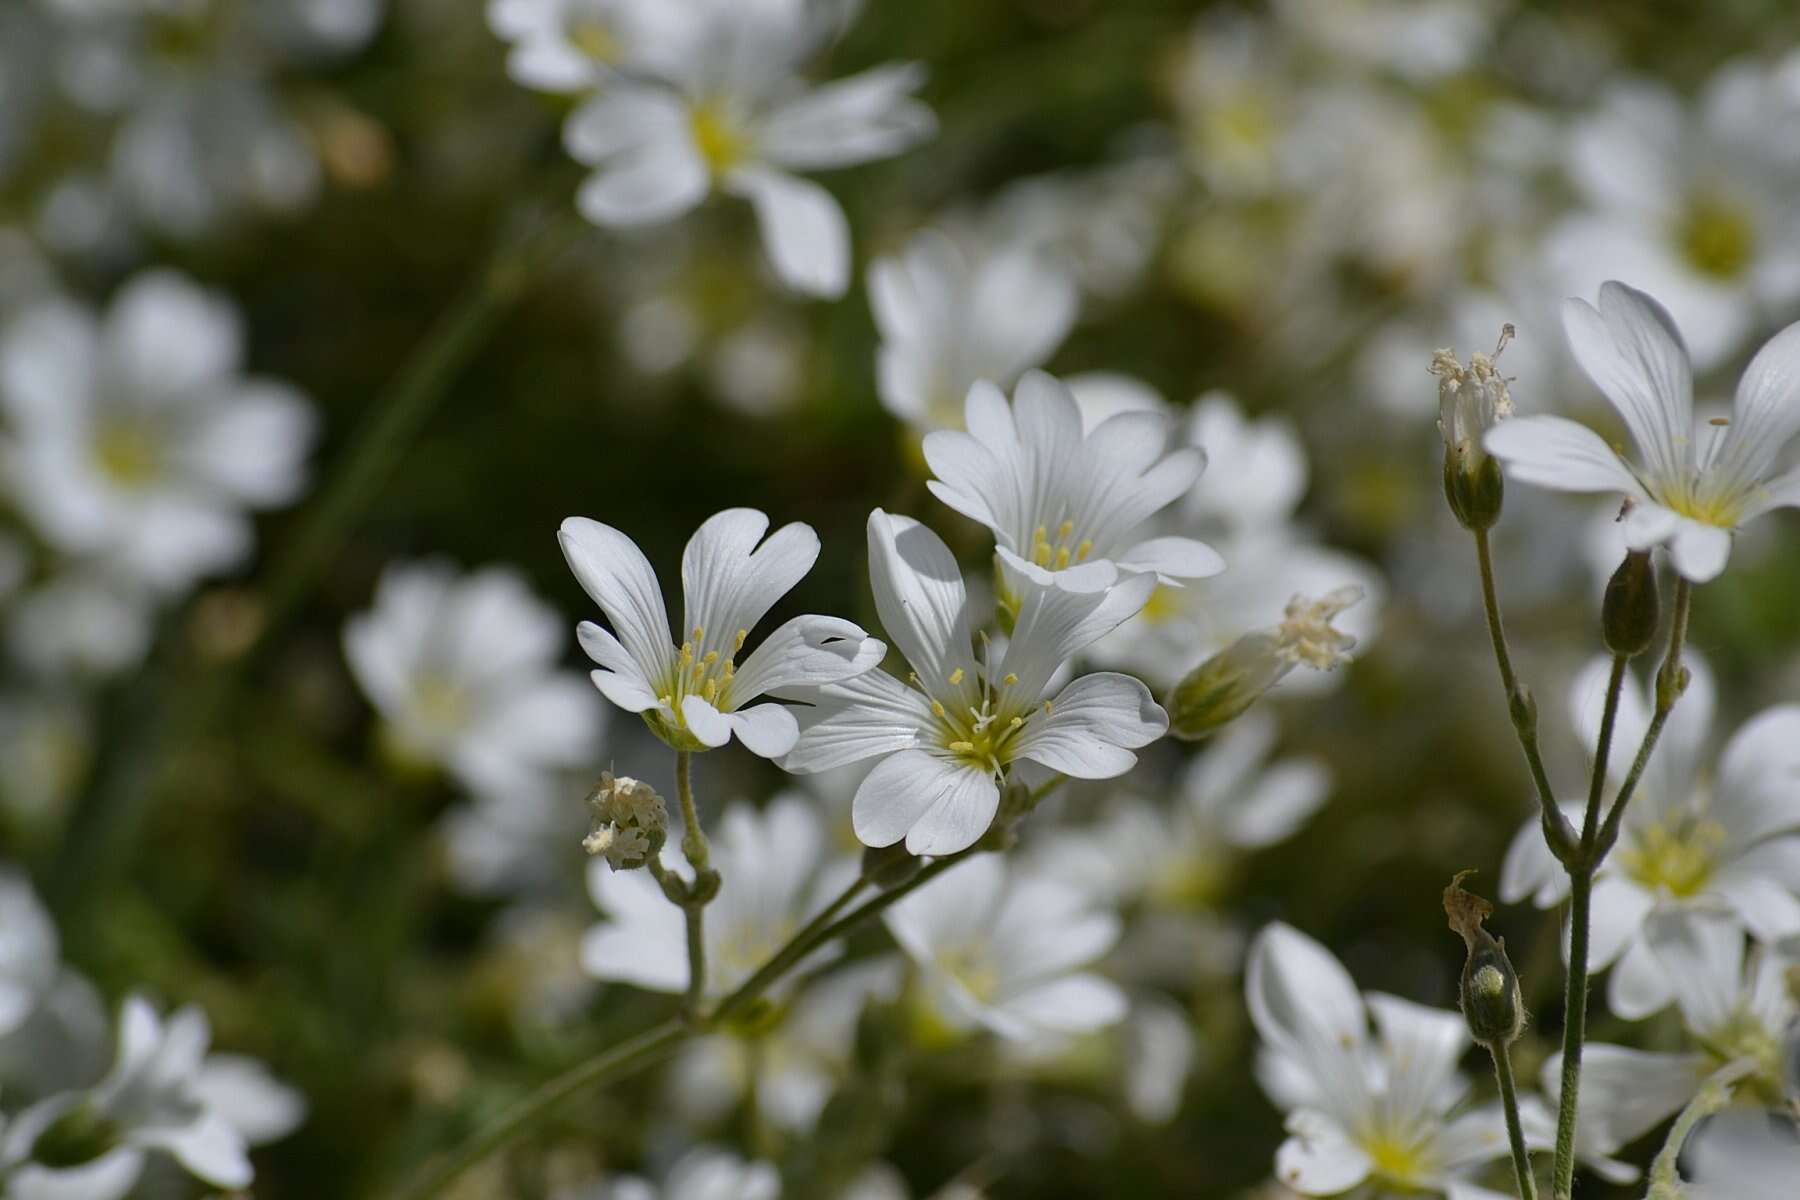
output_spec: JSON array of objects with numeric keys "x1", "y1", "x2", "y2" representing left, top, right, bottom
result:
[
  {"x1": 558, "y1": 0, "x2": 933, "y2": 296},
  {"x1": 1544, "y1": 73, "x2": 1800, "y2": 369},
  {"x1": 1273, "y1": 0, "x2": 1494, "y2": 83},
  {"x1": 1090, "y1": 394, "x2": 1383, "y2": 692},
  {"x1": 344, "y1": 561, "x2": 604, "y2": 798},
  {"x1": 868, "y1": 230, "x2": 1077, "y2": 435},
  {"x1": 1, "y1": 994, "x2": 303, "y2": 1199},
  {"x1": 1501, "y1": 656, "x2": 1800, "y2": 1020},
  {"x1": 924, "y1": 371, "x2": 1221, "y2": 602},
  {"x1": 598, "y1": 1145, "x2": 779, "y2": 1200},
  {"x1": 559, "y1": 507, "x2": 883, "y2": 758},
  {"x1": 667, "y1": 958, "x2": 900, "y2": 1131},
  {"x1": 1680, "y1": 1109, "x2": 1800, "y2": 1200},
  {"x1": 1540, "y1": 911, "x2": 1796, "y2": 1178},
  {"x1": 487, "y1": 0, "x2": 694, "y2": 95},
  {"x1": 980, "y1": 157, "x2": 1180, "y2": 301},
  {"x1": 583, "y1": 796, "x2": 853, "y2": 999},
  {"x1": 1487, "y1": 281, "x2": 1800, "y2": 582},
  {"x1": 0, "y1": 270, "x2": 316, "y2": 594},
  {"x1": 1121, "y1": 996, "x2": 1197, "y2": 1124},
  {"x1": 1030, "y1": 712, "x2": 1329, "y2": 910},
  {"x1": 1246, "y1": 922, "x2": 1531, "y2": 1197},
  {"x1": 885, "y1": 854, "x2": 1126, "y2": 1041},
  {"x1": 783, "y1": 509, "x2": 1164, "y2": 856},
  {"x1": 7, "y1": 571, "x2": 154, "y2": 679},
  {"x1": 0, "y1": 871, "x2": 59, "y2": 1039}
]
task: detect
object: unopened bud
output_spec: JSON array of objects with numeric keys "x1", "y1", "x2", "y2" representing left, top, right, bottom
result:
[
  {"x1": 582, "y1": 771, "x2": 667, "y2": 870},
  {"x1": 1444, "y1": 870, "x2": 1527, "y2": 1046},
  {"x1": 861, "y1": 841, "x2": 923, "y2": 890},
  {"x1": 1166, "y1": 631, "x2": 1289, "y2": 740},
  {"x1": 1602, "y1": 550, "x2": 1660, "y2": 658}
]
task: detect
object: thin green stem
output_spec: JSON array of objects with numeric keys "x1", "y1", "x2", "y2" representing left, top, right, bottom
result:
[
  {"x1": 1646, "y1": 1058, "x2": 1755, "y2": 1199},
  {"x1": 709, "y1": 874, "x2": 868, "y2": 1027},
  {"x1": 1596, "y1": 578, "x2": 1693, "y2": 857},
  {"x1": 1581, "y1": 656, "x2": 1629, "y2": 848},
  {"x1": 1473, "y1": 528, "x2": 1576, "y2": 857},
  {"x1": 390, "y1": 1019, "x2": 686, "y2": 1200},
  {"x1": 675, "y1": 751, "x2": 708, "y2": 870},
  {"x1": 1551, "y1": 870, "x2": 1591, "y2": 1200},
  {"x1": 1489, "y1": 1037, "x2": 1538, "y2": 1200},
  {"x1": 683, "y1": 901, "x2": 708, "y2": 1015}
]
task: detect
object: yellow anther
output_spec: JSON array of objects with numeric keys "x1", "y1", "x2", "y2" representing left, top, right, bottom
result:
[
  {"x1": 1057, "y1": 519, "x2": 1074, "y2": 541},
  {"x1": 1033, "y1": 543, "x2": 1053, "y2": 567},
  {"x1": 908, "y1": 671, "x2": 921, "y2": 685},
  {"x1": 931, "y1": 700, "x2": 946, "y2": 717},
  {"x1": 1002, "y1": 672, "x2": 1018, "y2": 686},
  {"x1": 692, "y1": 626, "x2": 705, "y2": 641},
  {"x1": 701, "y1": 650, "x2": 719, "y2": 665},
  {"x1": 1075, "y1": 539, "x2": 1092, "y2": 561},
  {"x1": 702, "y1": 679, "x2": 718, "y2": 701},
  {"x1": 1033, "y1": 525, "x2": 1048, "y2": 545},
  {"x1": 948, "y1": 667, "x2": 965, "y2": 685},
  {"x1": 679, "y1": 643, "x2": 694, "y2": 665},
  {"x1": 1009, "y1": 717, "x2": 1023, "y2": 729},
  {"x1": 734, "y1": 628, "x2": 748, "y2": 649},
  {"x1": 1042, "y1": 700, "x2": 1053, "y2": 713},
  {"x1": 948, "y1": 740, "x2": 976, "y2": 753},
  {"x1": 1054, "y1": 547, "x2": 1071, "y2": 569}
]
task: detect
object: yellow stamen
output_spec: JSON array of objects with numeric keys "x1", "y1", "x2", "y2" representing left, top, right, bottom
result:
[
  {"x1": 1002, "y1": 672, "x2": 1018, "y2": 686},
  {"x1": 948, "y1": 667, "x2": 965, "y2": 685}
]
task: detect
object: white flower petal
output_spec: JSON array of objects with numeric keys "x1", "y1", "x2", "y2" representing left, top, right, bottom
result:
[
  {"x1": 578, "y1": 622, "x2": 661, "y2": 711},
  {"x1": 140, "y1": 1112, "x2": 252, "y2": 1188},
  {"x1": 563, "y1": 86, "x2": 689, "y2": 163},
  {"x1": 1219, "y1": 759, "x2": 1330, "y2": 848},
  {"x1": 758, "y1": 63, "x2": 935, "y2": 169},
  {"x1": 1605, "y1": 932, "x2": 1675, "y2": 1021},
  {"x1": 1643, "y1": 909, "x2": 1743, "y2": 1035},
  {"x1": 1115, "y1": 535, "x2": 1226, "y2": 582},
  {"x1": 1715, "y1": 318, "x2": 1800, "y2": 487},
  {"x1": 1584, "y1": 874, "x2": 1654, "y2": 968},
  {"x1": 731, "y1": 614, "x2": 884, "y2": 701},
  {"x1": 726, "y1": 166, "x2": 850, "y2": 298},
  {"x1": 104, "y1": 270, "x2": 243, "y2": 402},
  {"x1": 1484, "y1": 415, "x2": 1644, "y2": 495},
  {"x1": 183, "y1": 381, "x2": 316, "y2": 507},
  {"x1": 998, "y1": 974, "x2": 1126, "y2": 1034},
  {"x1": 727, "y1": 703, "x2": 800, "y2": 758},
  {"x1": 1561, "y1": 281, "x2": 1694, "y2": 484},
  {"x1": 679, "y1": 508, "x2": 819, "y2": 659},
  {"x1": 851, "y1": 748, "x2": 994, "y2": 853},
  {"x1": 679, "y1": 695, "x2": 734, "y2": 748},
  {"x1": 1275, "y1": 1110, "x2": 1374, "y2": 1196},
  {"x1": 781, "y1": 667, "x2": 932, "y2": 773},
  {"x1": 193, "y1": 1054, "x2": 306, "y2": 1144},
  {"x1": 865, "y1": 509, "x2": 977, "y2": 702},
  {"x1": 559, "y1": 517, "x2": 674, "y2": 688},
  {"x1": 1245, "y1": 923, "x2": 1368, "y2": 1125},
  {"x1": 1668, "y1": 516, "x2": 1732, "y2": 582},
  {"x1": 584, "y1": 860, "x2": 689, "y2": 991},
  {"x1": 1541, "y1": 1042, "x2": 1707, "y2": 1152},
  {"x1": 1500, "y1": 809, "x2": 1575, "y2": 907},
  {"x1": 1366, "y1": 992, "x2": 1471, "y2": 1126},
  {"x1": 1621, "y1": 500, "x2": 1681, "y2": 549},
  {"x1": 5, "y1": 1150, "x2": 145, "y2": 1200},
  {"x1": 1012, "y1": 672, "x2": 1165, "y2": 779},
  {"x1": 0, "y1": 301, "x2": 99, "y2": 426},
  {"x1": 575, "y1": 142, "x2": 709, "y2": 227},
  {"x1": 1714, "y1": 704, "x2": 1800, "y2": 844}
]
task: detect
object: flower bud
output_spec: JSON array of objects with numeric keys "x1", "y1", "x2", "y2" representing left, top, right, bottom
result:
[
  {"x1": 1430, "y1": 332, "x2": 1514, "y2": 532},
  {"x1": 1444, "y1": 870, "x2": 1527, "y2": 1047},
  {"x1": 1602, "y1": 549, "x2": 1660, "y2": 658},
  {"x1": 861, "y1": 841, "x2": 923, "y2": 890},
  {"x1": 1168, "y1": 587, "x2": 1364, "y2": 740},
  {"x1": 581, "y1": 771, "x2": 668, "y2": 871}
]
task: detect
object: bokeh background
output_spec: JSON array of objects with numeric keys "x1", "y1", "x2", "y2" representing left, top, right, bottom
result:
[{"x1": 4, "y1": 1, "x2": 1800, "y2": 1197}]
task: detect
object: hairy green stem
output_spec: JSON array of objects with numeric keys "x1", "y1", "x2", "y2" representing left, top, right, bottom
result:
[
  {"x1": 675, "y1": 751, "x2": 708, "y2": 870},
  {"x1": 1473, "y1": 528, "x2": 1576, "y2": 857},
  {"x1": 1551, "y1": 869, "x2": 1590, "y2": 1200},
  {"x1": 1489, "y1": 1037, "x2": 1538, "y2": 1200},
  {"x1": 1596, "y1": 578, "x2": 1693, "y2": 857},
  {"x1": 1581, "y1": 657, "x2": 1628, "y2": 847},
  {"x1": 709, "y1": 874, "x2": 869, "y2": 1027},
  {"x1": 1646, "y1": 1057, "x2": 1755, "y2": 1198}
]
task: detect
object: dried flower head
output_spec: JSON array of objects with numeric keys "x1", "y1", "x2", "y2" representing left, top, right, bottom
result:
[{"x1": 582, "y1": 771, "x2": 668, "y2": 870}]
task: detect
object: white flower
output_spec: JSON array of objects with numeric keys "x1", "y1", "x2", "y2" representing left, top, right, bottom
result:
[
  {"x1": 0, "y1": 270, "x2": 316, "y2": 593},
  {"x1": 1544, "y1": 74, "x2": 1800, "y2": 370},
  {"x1": 584, "y1": 797, "x2": 852, "y2": 999},
  {"x1": 1088, "y1": 393, "x2": 1384, "y2": 692},
  {"x1": 1680, "y1": 1109, "x2": 1800, "y2": 1200},
  {"x1": 1247, "y1": 922, "x2": 1530, "y2": 1197},
  {"x1": 1500, "y1": 656, "x2": 1800, "y2": 1019},
  {"x1": 1540, "y1": 910, "x2": 1796, "y2": 1175},
  {"x1": 558, "y1": 508, "x2": 885, "y2": 759},
  {"x1": 599, "y1": 1145, "x2": 779, "y2": 1200},
  {"x1": 486, "y1": 0, "x2": 694, "y2": 94},
  {"x1": 1029, "y1": 712, "x2": 1329, "y2": 910},
  {"x1": 344, "y1": 561, "x2": 605, "y2": 798},
  {"x1": 1486, "y1": 280, "x2": 1800, "y2": 582},
  {"x1": 868, "y1": 229, "x2": 1078, "y2": 434},
  {"x1": 1, "y1": 994, "x2": 303, "y2": 1199},
  {"x1": 923, "y1": 370, "x2": 1222, "y2": 605},
  {"x1": 0, "y1": 870, "x2": 58, "y2": 1039},
  {"x1": 884, "y1": 855, "x2": 1126, "y2": 1041},
  {"x1": 667, "y1": 958, "x2": 901, "y2": 1132},
  {"x1": 558, "y1": 2, "x2": 934, "y2": 296},
  {"x1": 7, "y1": 570, "x2": 155, "y2": 679},
  {"x1": 783, "y1": 509, "x2": 1166, "y2": 856}
]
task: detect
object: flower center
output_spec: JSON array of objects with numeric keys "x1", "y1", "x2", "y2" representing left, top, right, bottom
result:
[
  {"x1": 1359, "y1": 1124, "x2": 1439, "y2": 1188},
  {"x1": 690, "y1": 102, "x2": 751, "y2": 175},
  {"x1": 566, "y1": 18, "x2": 623, "y2": 63},
  {"x1": 1674, "y1": 193, "x2": 1756, "y2": 281},
  {"x1": 413, "y1": 670, "x2": 473, "y2": 734},
  {"x1": 1138, "y1": 584, "x2": 1183, "y2": 627},
  {"x1": 1028, "y1": 519, "x2": 1095, "y2": 572},
  {"x1": 939, "y1": 942, "x2": 1001, "y2": 1003},
  {"x1": 92, "y1": 420, "x2": 164, "y2": 488},
  {"x1": 1619, "y1": 818, "x2": 1723, "y2": 898},
  {"x1": 921, "y1": 666, "x2": 1036, "y2": 775},
  {"x1": 658, "y1": 627, "x2": 749, "y2": 717}
]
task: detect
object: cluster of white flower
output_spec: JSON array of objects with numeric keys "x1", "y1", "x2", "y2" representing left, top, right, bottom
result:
[{"x1": 0, "y1": 870, "x2": 303, "y2": 1196}]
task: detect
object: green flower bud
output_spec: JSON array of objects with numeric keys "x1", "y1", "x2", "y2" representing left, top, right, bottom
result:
[
  {"x1": 861, "y1": 841, "x2": 923, "y2": 890},
  {"x1": 1430, "y1": 332, "x2": 1515, "y2": 532},
  {"x1": 1444, "y1": 870, "x2": 1528, "y2": 1047},
  {"x1": 1443, "y1": 444, "x2": 1505, "y2": 531},
  {"x1": 1602, "y1": 549, "x2": 1660, "y2": 658}
]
